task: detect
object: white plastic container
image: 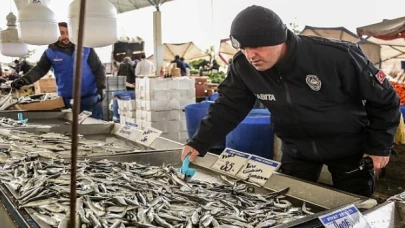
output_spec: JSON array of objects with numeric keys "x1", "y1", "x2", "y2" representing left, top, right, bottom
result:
[
  {"x1": 68, "y1": 0, "x2": 118, "y2": 47},
  {"x1": 17, "y1": 0, "x2": 59, "y2": 45}
]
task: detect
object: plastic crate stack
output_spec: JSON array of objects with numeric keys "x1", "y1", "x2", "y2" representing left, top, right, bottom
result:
[
  {"x1": 116, "y1": 91, "x2": 136, "y2": 125},
  {"x1": 135, "y1": 77, "x2": 196, "y2": 143}
]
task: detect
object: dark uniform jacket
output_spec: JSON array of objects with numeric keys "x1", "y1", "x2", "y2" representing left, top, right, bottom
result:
[{"x1": 187, "y1": 30, "x2": 400, "y2": 162}]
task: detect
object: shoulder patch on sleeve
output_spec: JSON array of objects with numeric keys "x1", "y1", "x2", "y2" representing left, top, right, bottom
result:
[{"x1": 375, "y1": 70, "x2": 386, "y2": 84}]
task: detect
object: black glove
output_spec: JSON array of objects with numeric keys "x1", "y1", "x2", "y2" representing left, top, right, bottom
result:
[
  {"x1": 11, "y1": 78, "x2": 27, "y2": 90},
  {"x1": 98, "y1": 88, "x2": 106, "y2": 102}
]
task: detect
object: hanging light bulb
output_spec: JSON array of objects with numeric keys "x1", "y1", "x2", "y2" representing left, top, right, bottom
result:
[
  {"x1": 1, "y1": 12, "x2": 28, "y2": 57},
  {"x1": 17, "y1": 0, "x2": 59, "y2": 45},
  {"x1": 68, "y1": 0, "x2": 118, "y2": 48}
]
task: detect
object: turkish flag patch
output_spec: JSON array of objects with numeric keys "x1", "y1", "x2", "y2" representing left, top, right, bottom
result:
[{"x1": 375, "y1": 70, "x2": 386, "y2": 84}]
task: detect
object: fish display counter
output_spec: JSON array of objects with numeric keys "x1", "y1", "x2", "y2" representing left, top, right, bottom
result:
[
  {"x1": 0, "y1": 149, "x2": 377, "y2": 228},
  {"x1": 0, "y1": 111, "x2": 183, "y2": 152}
]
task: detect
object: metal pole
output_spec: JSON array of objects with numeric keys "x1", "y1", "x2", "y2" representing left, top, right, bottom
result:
[{"x1": 70, "y1": 0, "x2": 86, "y2": 227}]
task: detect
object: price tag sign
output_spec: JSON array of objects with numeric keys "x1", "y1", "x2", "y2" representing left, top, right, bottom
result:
[
  {"x1": 78, "y1": 111, "x2": 92, "y2": 124},
  {"x1": 211, "y1": 148, "x2": 250, "y2": 176},
  {"x1": 319, "y1": 204, "x2": 371, "y2": 228},
  {"x1": 135, "y1": 127, "x2": 162, "y2": 146},
  {"x1": 116, "y1": 125, "x2": 137, "y2": 138},
  {"x1": 236, "y1": 155, "x2": 281, "y2": 186}
]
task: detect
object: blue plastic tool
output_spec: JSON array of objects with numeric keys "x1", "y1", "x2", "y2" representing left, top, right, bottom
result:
[
  {"x1": 179, "y1": 153, "x2": 196, "y2": 178},
  {"x1": 17, "y1": 113, "x2": 28, "y2": 124}
]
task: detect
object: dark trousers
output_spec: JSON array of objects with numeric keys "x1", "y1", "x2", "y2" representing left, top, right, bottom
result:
[
  {"x1": 280, "y1": 151, "x2": 375, "y2": 197},
  {"x1": 63, "y1": 94, "x2": 104, "y2": 120}
]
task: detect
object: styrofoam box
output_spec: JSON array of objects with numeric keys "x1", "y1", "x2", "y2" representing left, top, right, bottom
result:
[
  {"x1": 136, "y1": 110, "x2": 183, "y2": 122},
  {"x1": 136, "y1": 88, "x2": 195, "y2": 101},
  {"x1": 136, "y1": 77, "x2": 195, "y2": 92},
  {"x1": 136, "y1": 99, "x2": 195, "y2": 111},
  {"x1": 118, "y1": 100, "x2": 136, "y2": 111},
  {"x1": 120, "y1": 111, "x2": 136, "y2": 118}
]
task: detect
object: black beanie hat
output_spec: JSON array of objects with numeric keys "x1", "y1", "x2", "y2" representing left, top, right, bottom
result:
[{"x1": 230, "y1": 5, "x2": 287, "y2": 49}]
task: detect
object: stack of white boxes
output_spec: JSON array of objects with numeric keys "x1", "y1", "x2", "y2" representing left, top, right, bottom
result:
[
  {"x1": 118, "y1": 99, "x2": 136, "y2": 125},
  {"x1": 135, "y1": 77, "x2": 196, "y2": 143}
]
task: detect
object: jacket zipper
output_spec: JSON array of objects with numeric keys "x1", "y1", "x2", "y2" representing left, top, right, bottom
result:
[{"x1": 279, "y1": 74, "x2": 323, "y2": 161}]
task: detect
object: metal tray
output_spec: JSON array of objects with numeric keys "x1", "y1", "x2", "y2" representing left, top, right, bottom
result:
[
  {"x1": 0, "y1": 150, "x2": 368, "y2": 228},
  {"x1": 0, "y1": 111, "x2": 184, "y2": 154}
]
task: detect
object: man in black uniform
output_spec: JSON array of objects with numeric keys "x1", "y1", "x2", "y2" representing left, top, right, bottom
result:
[{"x1": 181, "y1": 5, "x2": 400, "y2": 197}]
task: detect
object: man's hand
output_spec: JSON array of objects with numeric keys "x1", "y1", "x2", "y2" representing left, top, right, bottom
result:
[
  {"x1": 10, "y1": 78, "x2": 26, "y2": 90},
  {"x1": 98, "y1": 89, "x2": 106, "y2": 101},
  {"x1": 364, "y1": 154, "x2": 390, "y2": 171},
  {"x1": 181, "y1": 145, "x2": 200, "y2": 162}
]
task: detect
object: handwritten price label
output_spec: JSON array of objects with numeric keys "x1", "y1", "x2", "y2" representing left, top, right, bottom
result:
[
  {"x1": 116, "y1": 125, "x2": 136, "y2": 138},
  {"x1": 319, "y1": 204, "x2": 371, "y2": 228},
  {"x1": 236, "y1": 155, "x2": 281, "y2": 186},
  {"x1": 78, "y1": 111, "x2": 92, "y2": 124},
  {"x1": 211, "y1": 148, "x2": 250, "y2": 176},
  {"x1": 135, "y1": 127, "x2": 162, "y2": 146}
]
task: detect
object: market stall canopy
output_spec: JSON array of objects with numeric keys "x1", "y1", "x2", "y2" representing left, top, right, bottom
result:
[
  {"x1": 218, "y1": 38, "x2": 237, "y2": 65},
  {"x1": 300, "y1": 26, "x2": 360, "y2": 43},
  {"x1": 360, "y1": 36, "x2": 405, "y2": 74},
  {"x1": 113, "y1": 36, "x2": 144, "y2": 62},
  {"x1": 14, "y1": 0, "x2": 173, "y2": 13},
  {"x1": 357, "y1": 17, "x2": 405, "y2": 39},
  {"x1": 148, "y1": 42, "x2": 210, "y2": 62}
]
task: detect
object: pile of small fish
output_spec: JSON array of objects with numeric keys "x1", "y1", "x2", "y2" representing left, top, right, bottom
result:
[
  {"x1": 0, "y1": 158, "x2": 314, "y2": 228},
  {"x1": 0, "y1": 130, "x2": 145, "y2": 162},
  {"x1": 17, "y1": 93, "x2": 60, "y2": 105},
  {"x1": 0, "y1": 93, "x2": 60, "y2": 110},
  {"x1": 0, "y1": 117, "x2": 27, "y2": 128}
]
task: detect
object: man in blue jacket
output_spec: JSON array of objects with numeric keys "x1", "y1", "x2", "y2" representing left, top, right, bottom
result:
[{"x1": 11, "y1": 22, "x2": 106, "y2": 120}]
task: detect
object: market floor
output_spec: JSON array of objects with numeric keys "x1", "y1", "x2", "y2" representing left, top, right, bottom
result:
[{"x1": 372, "y1": 144, "x2": 405, "y2": 203}]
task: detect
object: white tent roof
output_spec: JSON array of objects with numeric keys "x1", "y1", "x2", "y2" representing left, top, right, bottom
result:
[
  {"x1": 360, "y1": 36, "x2": 405, "y2": 74},
  {"x1": 300, "y1": 26, "x2": 360, "y2": 43},
  {"x1": 148, "y1": 42, "x2": 210, "y2": 62},
  {"x1": 218, "y1": 38, "x2": 237, "y2": 65}
]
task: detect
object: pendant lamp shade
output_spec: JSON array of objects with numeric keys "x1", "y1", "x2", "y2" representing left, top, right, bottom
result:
[
  {"x1": 1, "y1": 12, "x2": 28, "y2": 57},
  {"x1": 17, "y1": 0, "x2": 59, "y2": 45},
  {"x1": 68, "y1": 0, "x2": 118, "y2": 48}
]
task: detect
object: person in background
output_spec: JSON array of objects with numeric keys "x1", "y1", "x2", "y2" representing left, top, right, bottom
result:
[
  {"x1": 135, "y1": 54, "x2": 154, "y2": 76},
  {"x1": 180, "y1": 57, "x2": 191, "y2": 69},
  {"x1": 117, "y1": 57, "x2": 135, "y2": 90},
  {"x1": 181, "y1": 5, "x2": 400, "y2": 197},
  {"x1": 11, "y1": 60, "x2": 21, "y2": 75},
  {"x1": 10, "y1": 22, "x2": 106, "y2": 120},
  {"x1": 171, "y1": 55, "x2": 187, "y2": 76},
  {"x1": 211, "y1": 60, "x2": 220, "y2": 71},
  {"x1": 19, "y1": 59, "x2": 33, "y2": 75}
]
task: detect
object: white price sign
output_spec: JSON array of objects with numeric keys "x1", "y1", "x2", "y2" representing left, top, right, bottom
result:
[
  {"x1": 116, "y1": 125, "x2": 137, "y2": 138},
  {"x1": 78, "y1": 111, "x2": 92, "y2": 124},
  {"x1": 236, "y1": 155, "x2": 281, "y2": 186},
  {"x1": 135, "y1": 127, "x2": 162, "y2": 146},
  {"x1": 211, "y1": 148, "x2": 250, "y2": 176},
  {"x1": 319, "y1": 204, "x2": 371, "y2": 228}
]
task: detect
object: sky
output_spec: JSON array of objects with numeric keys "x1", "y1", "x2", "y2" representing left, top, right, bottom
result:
[{"x1": 0, "y1": 0, "x2": 404, "y2": 63}]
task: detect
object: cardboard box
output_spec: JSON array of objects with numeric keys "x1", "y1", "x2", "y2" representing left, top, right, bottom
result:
[
  {"x1": 34, "y1": 78, "x2": 57, "y2": 94},
  {"x1": 11, "y1": 97, "x2": 65, "y2": 111}
]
